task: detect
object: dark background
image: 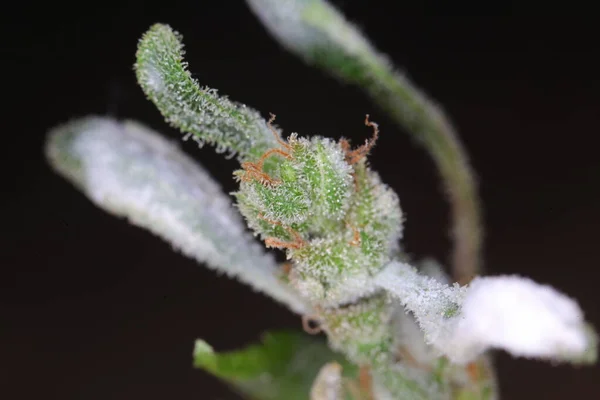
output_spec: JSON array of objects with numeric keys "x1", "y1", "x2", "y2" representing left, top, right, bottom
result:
[{"x1": 3, "y1": 1, "x2": 600, "y2": 399}]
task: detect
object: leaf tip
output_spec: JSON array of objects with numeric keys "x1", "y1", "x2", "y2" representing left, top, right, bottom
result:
[{"x1": 193, "y1": 339, "x2": 216, "y2": 368}]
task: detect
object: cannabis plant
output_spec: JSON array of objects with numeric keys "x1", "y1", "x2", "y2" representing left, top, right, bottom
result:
[{"x1": 45, "y1": 1, "x2": 597, "y2": 399}]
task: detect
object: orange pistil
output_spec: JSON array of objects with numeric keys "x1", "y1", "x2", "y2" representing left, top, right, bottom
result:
[
  {"x1": 358, "y1": 366, "x2": 374, "y2": 400},
  {"x1": 347, "y1": 222, "x2": 361, "y2": 247},
  {"x1": 342, "y1": 114, "x2": 380, "y2": 165},
  {"x1": 265, "y1": 237, "x2": 305, "y2": 250},
  {"x1": 467, "y1": 362, "x2": 480, "y2": 382},
  {"x1": 267, "y1": 113, "x2": 294, "y2": 152},
  {"x1": 277, "y1": 262, "x2": 293, "y2": 284},
  {"x1": 257, "y1": 213, "x2": 306, "y2": 250},
  {"x1": 281, "y1": 262, "x2": 292, "y2": 275},
  {"x1": 340, "y1": 137, "x2": 351, "y2": 153},
  {"x1": 240, "y1": 161, "x2": 281, "y2": 186},
  {"x1": 255, "y1": 148, "x2": 292, "y2": 170},
  {"x1": 239, "y1": 113, "x2": 294, "y2": 186}
]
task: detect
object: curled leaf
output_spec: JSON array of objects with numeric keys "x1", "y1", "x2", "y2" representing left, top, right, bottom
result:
[{"x1": 135, "y1": 23, "x2": 280, "y2": 164}]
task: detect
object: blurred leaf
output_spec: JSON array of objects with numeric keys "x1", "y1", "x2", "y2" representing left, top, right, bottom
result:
[{"x1": 194, "y1": 331, "x2": 358, "y2": 400}]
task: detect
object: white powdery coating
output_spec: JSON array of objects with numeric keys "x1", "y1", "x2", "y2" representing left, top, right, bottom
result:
[
  {"x1": 389, "y1": 259, "x2": 451, "y2": 366},
  {"x1": 376, "y1": 261, "x2": 594, "y2": 365},
  {"x1": 246, "y1": 0, "x2": 379, "y2": 60},
  {"x1": 46, "y1": 116, "x2": 308, "y2": 315},
  {"x1": 375, "y1": 261, "x2": 467, "y2": 357},
  {"x1": 246, "y1": 0, "x2": 318, "y2": 53},
  {"x1": 143, "y1": 63, "x2": 164, "y2": 93},
  {"x1": 448, "y1": 275, "x2": 589, "y2": 363}
]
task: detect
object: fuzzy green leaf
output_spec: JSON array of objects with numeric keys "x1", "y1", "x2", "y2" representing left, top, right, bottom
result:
[
  {"x1": 45, "y1": 116, "x2": 309, "y2": 315},
  {"x1": 193, "y1": 331, "x2": 358, "y2": 400},
  {"x1": 135, "y1": 23, "x2": 279, "y2": 164}
]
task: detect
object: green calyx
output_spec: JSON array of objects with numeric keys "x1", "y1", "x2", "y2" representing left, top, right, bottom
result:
[
  {"x1": 321, "y1": 294, "x2": 393, "y2": 366},
  {"x1": 233, "y1": 120, "x2": 403, "y2": 307},
  {"x1": 235, "y1": 133, "x2": 353, "y2": 230}
]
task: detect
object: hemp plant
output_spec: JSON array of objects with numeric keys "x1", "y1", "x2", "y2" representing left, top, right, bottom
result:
[{"x1": 45, "y1": 1, "x2": 597, "y2": 399}]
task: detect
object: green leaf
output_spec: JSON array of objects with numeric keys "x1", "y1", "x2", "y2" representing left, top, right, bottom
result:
[
  {"x1": 135, "y1": 23, "x2": 279, "y2": 165},
  {"x1": 193, "y1": 330, "x2": 358, "y2": 400}
]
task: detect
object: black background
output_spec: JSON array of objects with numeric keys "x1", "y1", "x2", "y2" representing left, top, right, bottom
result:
[{"x1": 3, "y1": 1, "x2": 600, "y2": 399}]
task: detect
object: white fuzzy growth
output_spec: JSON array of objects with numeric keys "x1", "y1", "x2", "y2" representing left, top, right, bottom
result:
[
  {"x1": 143, "y1": 63, "x2": 164, "y2": 93},
  {"x1": 390, "y1": 259, "x2": 450, "y2": 366},
  {"x1": 310, "y1": 362, "x2": 343, "y2": 400},
  {"x1": 376, "y1": 261, "x2": 596, "y2": 365},
  {"x1": 448, "y1": 275, "x2": 593, "y2": 364},
  {"x1": 46, "y1": 116, "x2": 308, "y2": 315},
  {"x1": 246, "y1": 0, "x2": 317, "y2": 53},
  {"x1": 246, "y1": 0, "x2": 378, "y2": 59},
  {"x1": 375, "y1": 261, "x2": 467, "y2": 356}
]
